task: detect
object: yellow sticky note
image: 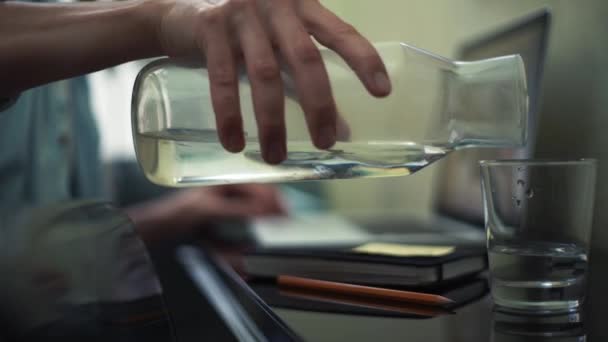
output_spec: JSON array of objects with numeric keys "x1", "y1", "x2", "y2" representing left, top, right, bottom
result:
[{"x1": 352, "y1": 243, "x2": 455, "y2": 257}]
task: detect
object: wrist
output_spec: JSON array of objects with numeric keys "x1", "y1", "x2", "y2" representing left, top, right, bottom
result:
[{"x1": 132, "y1": 0, "x2": 175, "y2": 57}]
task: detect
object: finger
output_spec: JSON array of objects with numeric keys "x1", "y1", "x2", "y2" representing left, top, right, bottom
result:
[
  {"x1": 198, "y1": 7, "x2": 245, "y2": 153},
  {"x1": 268, "y1": 3, "x2": 337, "y2": 150},
  {"x1": 234, "y1": 1, "x2": 286, "y2": 164},
  {"x1": 207, "y1": 200, "x2": 263, "y2": 218},
  {"x1": 221, "y1": 184, "x2": 287, "y2": 215},
  {"x1": 266, "y1": 188, "x2": 288, "y2": 215},
  {"x1": 241, "y1": 184, "x2": 288, "y2": 214},
  {"x1": 185, "y1": 186, "x2": 261, "y2": 218},
  {"x1": 299, "y1": 1, "x2": 392, "y2": 97},
  {"x1": 212, "y1": 194, "x2": 279, "y2": 217}
]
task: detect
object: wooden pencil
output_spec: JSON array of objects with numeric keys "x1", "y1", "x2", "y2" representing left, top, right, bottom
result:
[
  {"x1": 279, "y1": 288, "x2": 455, "y2": 317},
  {"x1": 278, "y1": 275, "x2": 454, "y2": 306}
]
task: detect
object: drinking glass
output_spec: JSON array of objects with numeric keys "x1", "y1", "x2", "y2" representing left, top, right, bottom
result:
[{"x1": 480, "y1": 159, "x2": 597, "y2": 314}]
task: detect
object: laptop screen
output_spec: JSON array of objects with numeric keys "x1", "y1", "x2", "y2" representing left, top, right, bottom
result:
[{"x1": 433, "y1": 9, "x2": 551, "y2": 226}]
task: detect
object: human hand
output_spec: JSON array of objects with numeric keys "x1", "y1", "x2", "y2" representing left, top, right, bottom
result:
[
  {"x1": 128, "y1": 184, "x2": 287, "y2": 243},
  {"x1": 155, "y1": 0, "x2": 391, "y2": 163},
  {"x1": 173, "y1": 184, "x2": 287, "y2": 224}
]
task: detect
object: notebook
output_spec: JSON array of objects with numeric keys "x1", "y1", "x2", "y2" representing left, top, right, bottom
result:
[{"x1": 243, "y1": 242, "x2": 487, "y2": 287}]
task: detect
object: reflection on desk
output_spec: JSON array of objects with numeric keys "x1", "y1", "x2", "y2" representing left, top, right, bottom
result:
[{"x1": 492, "y1": 310, "x2": 586, "y2": 342}]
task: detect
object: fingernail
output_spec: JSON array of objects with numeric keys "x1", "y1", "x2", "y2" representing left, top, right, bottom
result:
[
  {"x1": 317, "y1": 124, "x2": 336, "y2": 149},
  {"x1": 266, "y1": 143, "x2": 285, "y2": 165},
  {"x1": 229, "y1": 132, "x2": 244, "y2": 152},
  {"x1": 374, "y1": 72, "x2": 391, "y2": 95}
]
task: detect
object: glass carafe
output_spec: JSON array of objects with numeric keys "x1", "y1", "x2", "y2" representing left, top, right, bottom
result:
[{"x1": 132, "y1": 42, "x2": 528, "y2": 187}]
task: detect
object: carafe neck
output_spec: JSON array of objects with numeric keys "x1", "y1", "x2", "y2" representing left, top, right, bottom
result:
[{"x1": 447, "y1": 55, "x2": 528, "y2": 149}]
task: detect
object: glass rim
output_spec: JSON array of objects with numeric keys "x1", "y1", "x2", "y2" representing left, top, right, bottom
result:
[{"x1": 479, "y1": 158, "x2": 597, "y2": 167}]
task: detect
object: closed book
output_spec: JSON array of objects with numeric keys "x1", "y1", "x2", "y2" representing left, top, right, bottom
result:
[{"x1": 244, "y1": 242, "x2": 487, "y2": 287}]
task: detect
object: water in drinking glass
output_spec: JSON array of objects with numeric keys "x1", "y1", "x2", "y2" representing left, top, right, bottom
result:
[{"x1": 488, "y1": 242, "x2": 588, "y2": 313}]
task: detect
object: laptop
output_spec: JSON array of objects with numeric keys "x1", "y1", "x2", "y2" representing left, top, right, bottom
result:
[{"x1": 434, "y1": 8, "x2": 551, "y2": 226}]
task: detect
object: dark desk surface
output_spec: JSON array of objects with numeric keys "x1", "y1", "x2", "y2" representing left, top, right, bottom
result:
[
  {"x1": 267, "y1": 295, "x2": 587, "y2": 342},
  {"x1": 273, "y1": 297, "x2": 493, "y2": 342}
]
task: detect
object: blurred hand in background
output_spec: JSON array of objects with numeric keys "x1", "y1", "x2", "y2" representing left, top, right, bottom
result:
[{"x1": 126, "y1": 184, "x2": 287, "y2": 244}]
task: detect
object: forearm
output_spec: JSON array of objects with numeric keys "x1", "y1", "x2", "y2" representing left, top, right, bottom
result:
[{"x1": 0, "y1": 0, "x2": 167, "y2": 95}]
